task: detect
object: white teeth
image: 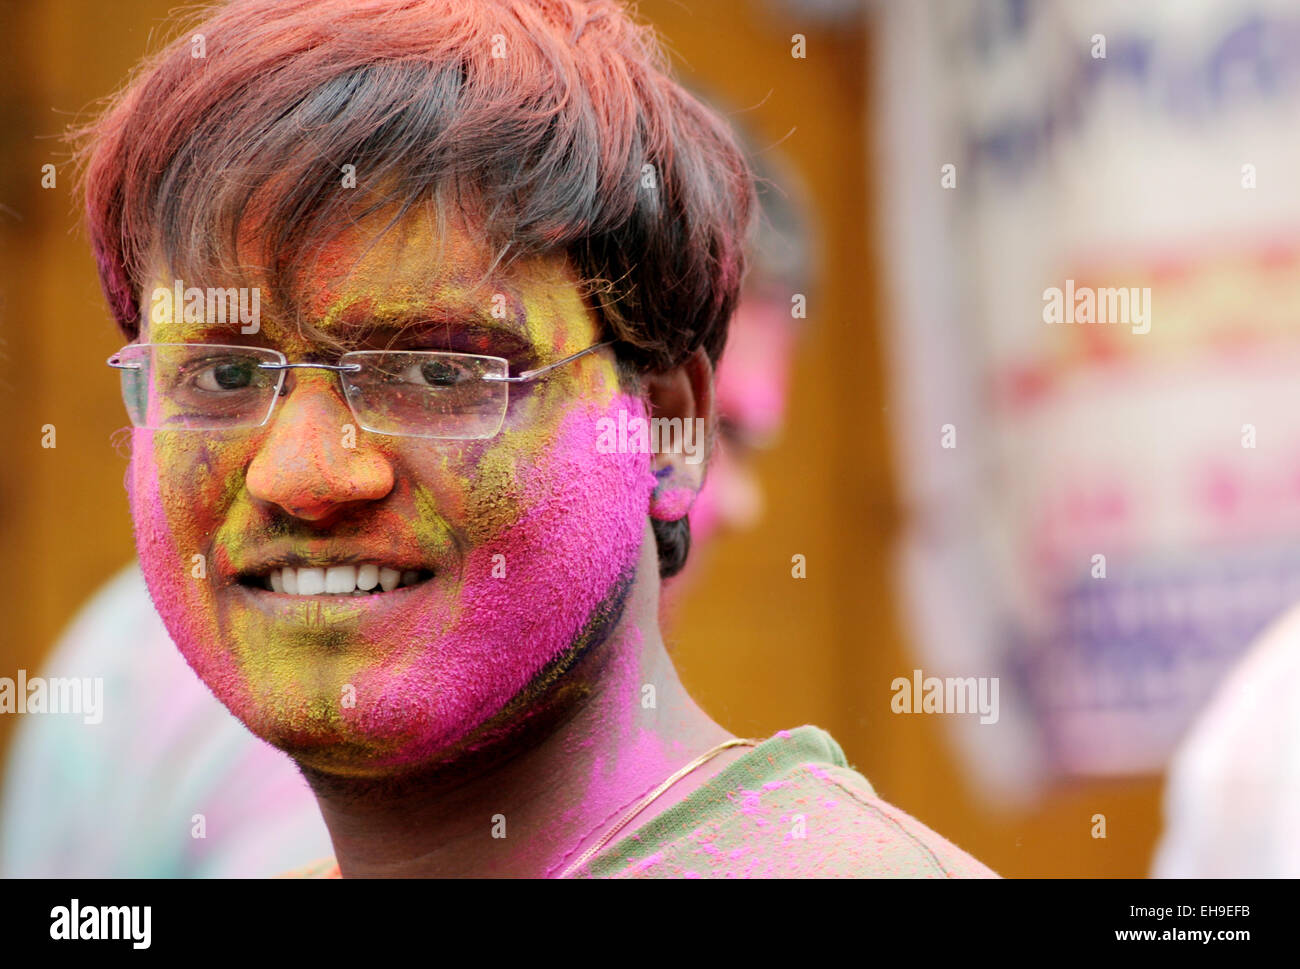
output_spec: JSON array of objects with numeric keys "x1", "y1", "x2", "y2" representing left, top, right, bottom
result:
[
  {"x1": 325, "y1": 565, "x2": 357, "y2": 594},
  {"x1": 356, "y1": 564, "x2": 379, "y2": 591},
  {"x1": 264, "y1": 564, "x2": 425, "y2": 595},
  {"x1": 297, "y1": 567, "x2": 326, "y2": 595}
]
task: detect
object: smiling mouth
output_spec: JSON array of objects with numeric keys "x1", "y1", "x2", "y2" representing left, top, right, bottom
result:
[{"x1": 239, "y1": 564, "x2": 435, "y2": 596}]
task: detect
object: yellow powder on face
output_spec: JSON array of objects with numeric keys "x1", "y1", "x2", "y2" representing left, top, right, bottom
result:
[
  {"x1": 228, "y1": 599, "x2": 366, "y2": 727},
  {"x1": 464, "y1": 441, "x2": 523, "y2": 547},
  {"x1": 409, "y1": 483, "x2": 465, "y2": 569}
]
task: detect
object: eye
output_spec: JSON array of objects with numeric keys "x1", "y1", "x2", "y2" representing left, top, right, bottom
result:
[
  {"x1": 400, "y1": 356, "x2": 477, "y2": 388},
  {"x1": 192, "y1": 356, "x2": 260, "y2": 392}
]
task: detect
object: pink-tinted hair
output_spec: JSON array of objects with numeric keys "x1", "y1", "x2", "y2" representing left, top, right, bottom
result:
[{"x1": 77, "y1": 0, "x2": 755, "y2": 374}]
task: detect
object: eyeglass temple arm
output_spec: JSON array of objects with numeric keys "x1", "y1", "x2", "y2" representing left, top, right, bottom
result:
[{"x1": 483, "y1": 340, "x2": 615, "y2": 384}]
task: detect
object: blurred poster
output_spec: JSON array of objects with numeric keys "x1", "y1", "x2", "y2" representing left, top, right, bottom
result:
[{"x1": 875, "y1": 0, "x2": 1300, "y2": 799}]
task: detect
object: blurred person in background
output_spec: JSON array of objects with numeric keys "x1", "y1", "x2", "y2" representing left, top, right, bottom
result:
[
  {"x1": 663, "y1": 150, "x2": 813, "y2": 605},
  {"x1": 1153, "y1": 605, "x2": 1300, "y2": 877}
]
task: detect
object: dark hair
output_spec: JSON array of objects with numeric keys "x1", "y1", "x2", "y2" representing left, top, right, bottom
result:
[{"x1": 77, "y1": 0, "x2": 756, "y2": 577}]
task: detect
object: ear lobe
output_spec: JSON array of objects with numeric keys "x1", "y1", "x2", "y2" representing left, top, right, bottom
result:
[{"x1": 643, "y1": 347, "x2": 714, "y2": 521}]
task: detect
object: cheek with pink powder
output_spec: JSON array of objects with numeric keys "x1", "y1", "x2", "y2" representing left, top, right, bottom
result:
[
  {"x1": 332, "y1": 392, "x2": 659, "y2": 767},
  {"x1": 130, "y1": 431, "x2": 257, "y2": 716}
]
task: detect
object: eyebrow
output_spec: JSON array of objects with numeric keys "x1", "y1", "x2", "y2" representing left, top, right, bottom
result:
[
  {"x1": 330, "y1": 296, "x2": 528, "y2": 338},
  {"x1": 325, "y1": 312, "x2": 534, "y2": 357},
  {"x1": 153, "y1": 296, "x2": 536, "y2": 352}
]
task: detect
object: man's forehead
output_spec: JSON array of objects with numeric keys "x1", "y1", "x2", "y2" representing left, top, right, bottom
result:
[
  {"x1": 287, "y1": 209, "x2": 498, "y2": 320},
  {"x1": 143, "y1": 206, "x2": 585, "y2": 347},
  {"x1": 254, "y1": 207, "x2": 505, "y2": 326}
]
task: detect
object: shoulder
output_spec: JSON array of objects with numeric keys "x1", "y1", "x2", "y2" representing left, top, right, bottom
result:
[
  {"x1": 780, "y1": 759, "x2": 998, "y2": 878},
  {"x1": 592, "y1": 727, "x2": 998, "y2": 878}
]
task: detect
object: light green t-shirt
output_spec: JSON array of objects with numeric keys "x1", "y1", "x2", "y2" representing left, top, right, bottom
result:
[
  {"x1": 290, "y1": 725, "x2": 997, "y2": 879},
  {"x1": 576, "y1": 725, "x2": 997, "y2": 878}
]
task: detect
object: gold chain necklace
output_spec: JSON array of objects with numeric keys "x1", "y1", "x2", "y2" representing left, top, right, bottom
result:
[{"x1": 556, "y1": 736, "x2": 759, "y2": 879}]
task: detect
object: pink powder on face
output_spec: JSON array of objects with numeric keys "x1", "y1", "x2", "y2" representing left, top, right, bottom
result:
[
  {"x1": 332, "y1": 394, "x2": 657, "y2": 763},
  {"x1": 134, "y1": 385, "x2": 660, "y2": 772}
]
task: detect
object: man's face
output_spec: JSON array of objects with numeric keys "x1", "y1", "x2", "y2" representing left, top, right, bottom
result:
[{"x1": 129, "y1": 209, "x2": 656, "y2": 776}]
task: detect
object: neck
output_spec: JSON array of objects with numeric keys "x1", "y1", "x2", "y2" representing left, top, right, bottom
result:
[{"x1": 303, "y1": 526, "x2": 739, "y2": 877}]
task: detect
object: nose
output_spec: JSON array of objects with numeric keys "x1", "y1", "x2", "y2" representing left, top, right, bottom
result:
[{"x1": 245, "y1": 370, "x2": 394, "y2": 522}]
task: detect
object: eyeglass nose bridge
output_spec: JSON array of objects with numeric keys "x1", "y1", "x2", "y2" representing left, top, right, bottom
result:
[
  {"x1": 256, "y1": 361, "x2": 363, "y2": 373},
  {"x1": 255, "y1": 359, "x2": 363, "y2": 400}
]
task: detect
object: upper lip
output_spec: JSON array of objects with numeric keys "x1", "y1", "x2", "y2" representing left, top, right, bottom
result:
[{"x1": 227, "y1": 542, "x2": 435, "y2": 581}]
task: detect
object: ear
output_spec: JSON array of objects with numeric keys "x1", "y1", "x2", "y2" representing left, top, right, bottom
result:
[{"x1": 644, "y1": 347, "x2": 714, "y2": 522}]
